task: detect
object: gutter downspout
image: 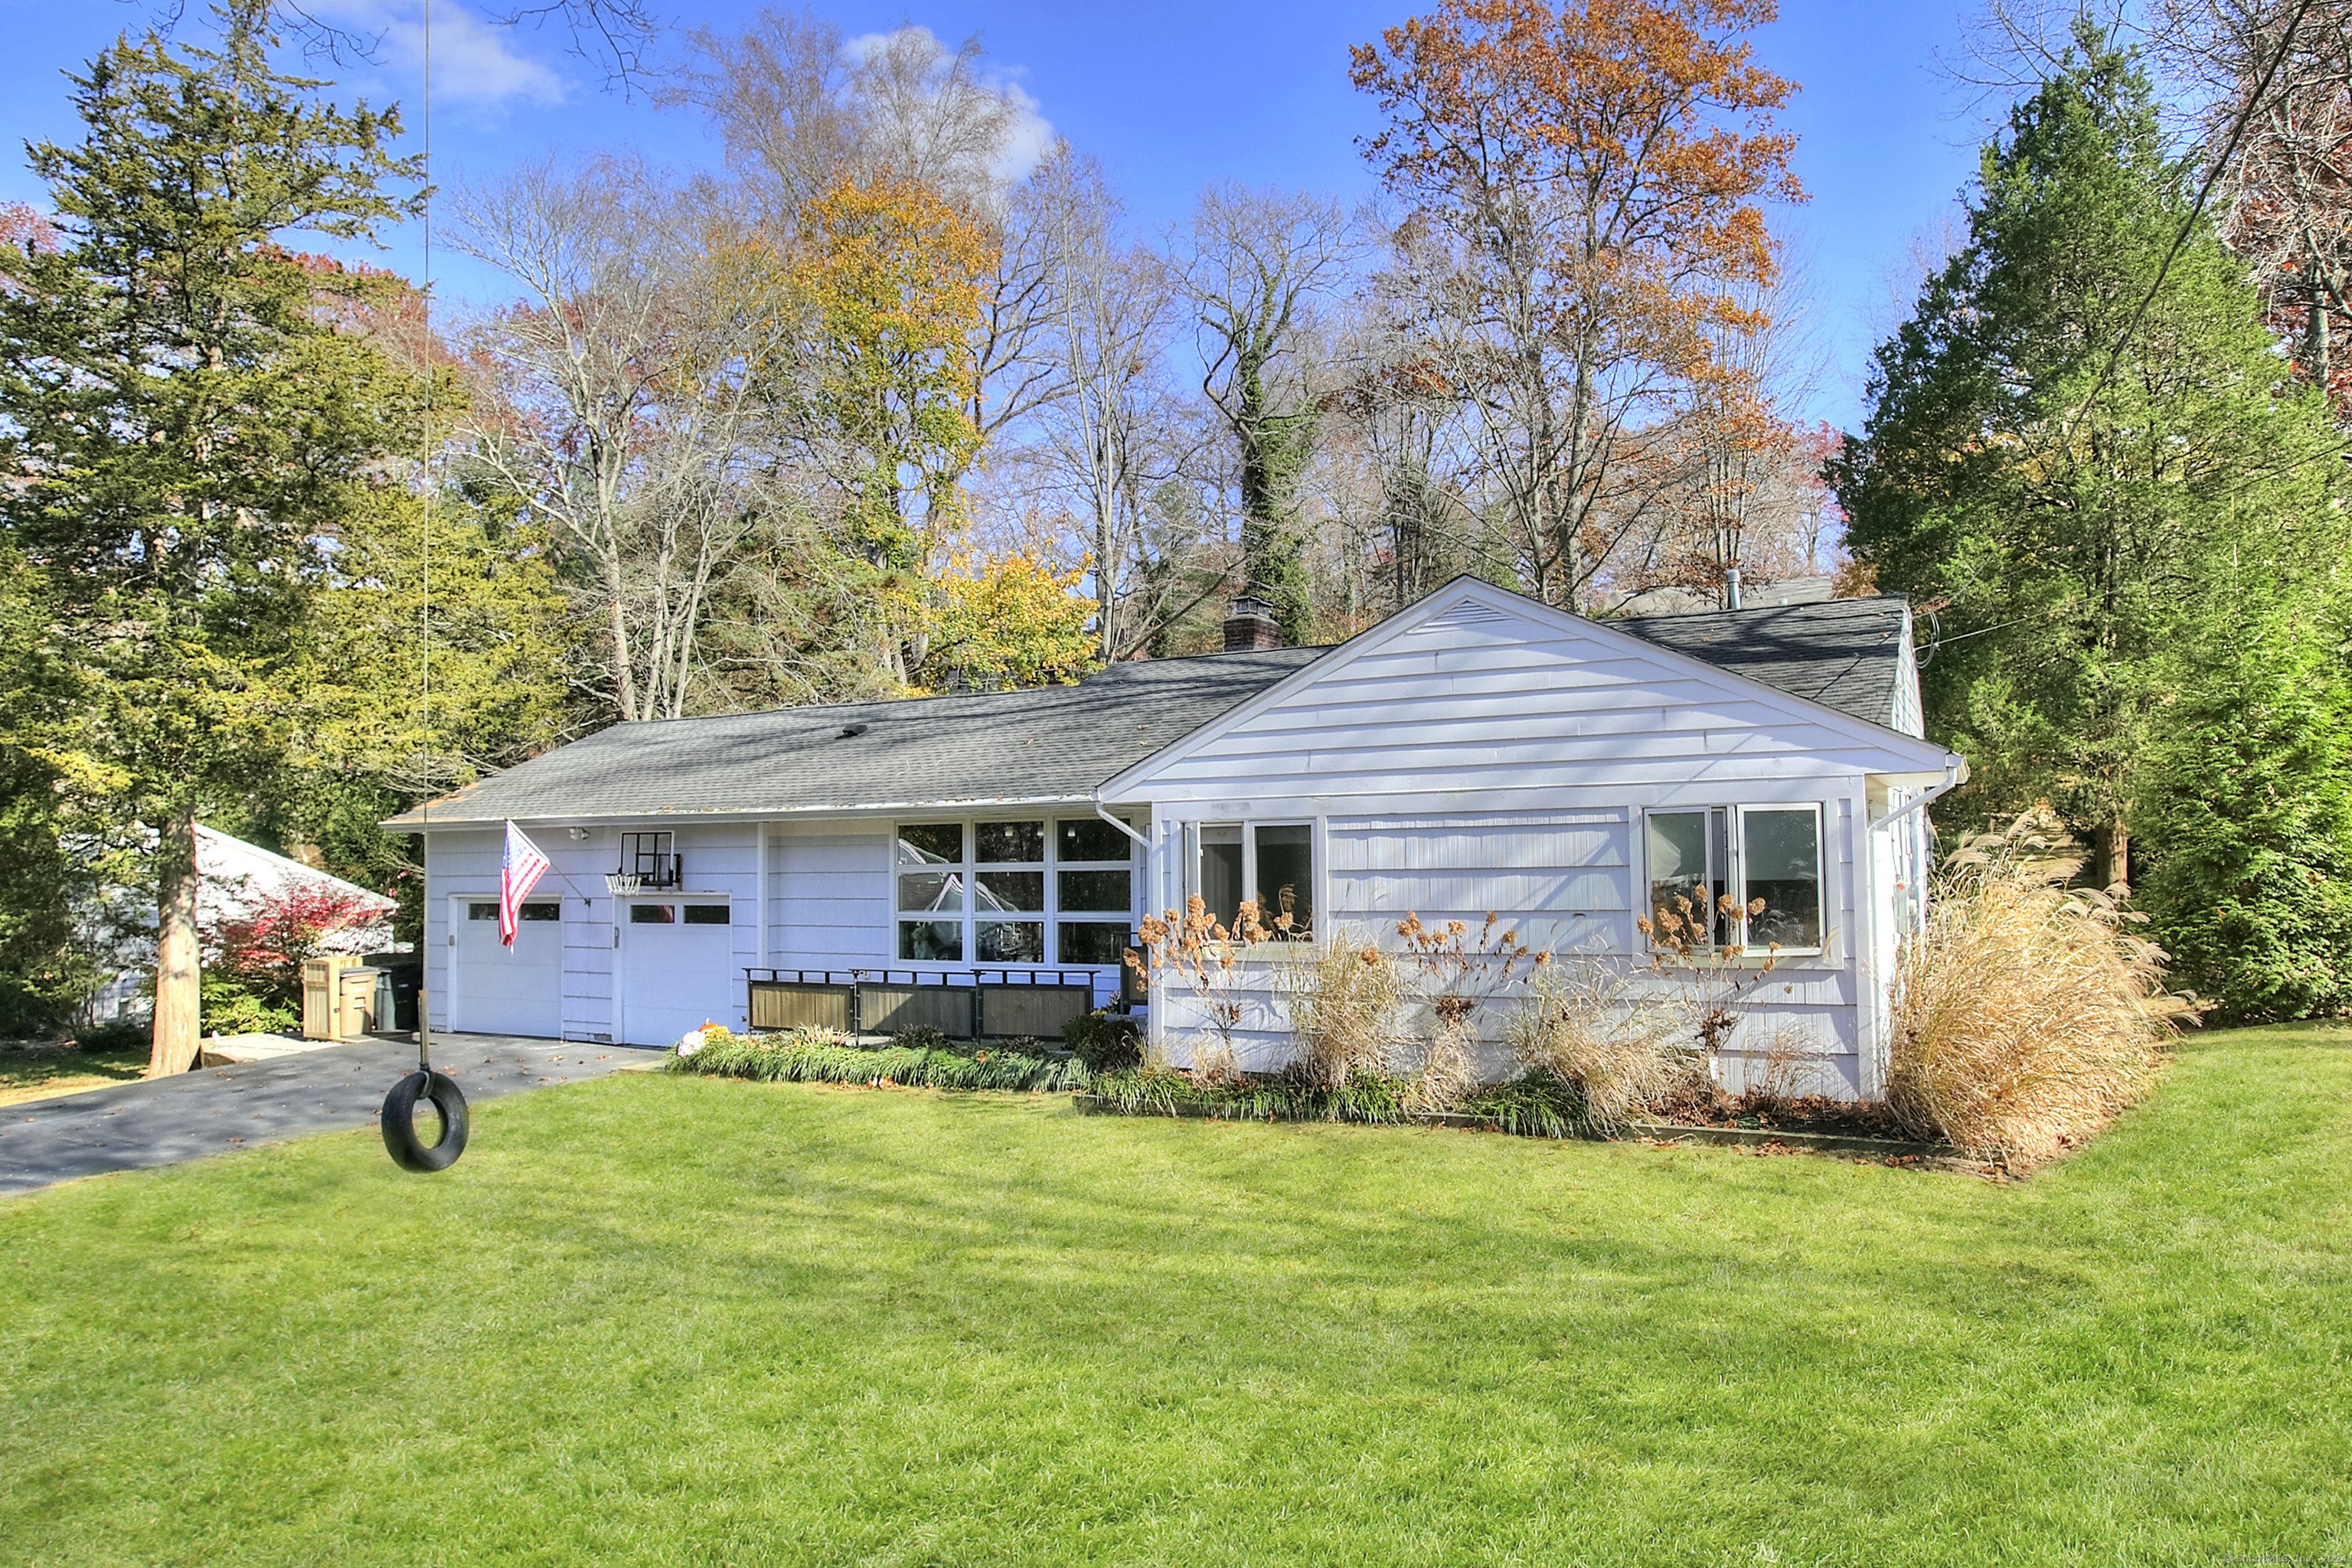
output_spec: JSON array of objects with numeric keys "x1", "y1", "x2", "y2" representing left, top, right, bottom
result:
[
  {"x1": 1093, "y1": 796, "x2": 1150, "y2": 850},
  {"x1": 1868, "y1": 758, "x2": 1965, "y2": 834}
]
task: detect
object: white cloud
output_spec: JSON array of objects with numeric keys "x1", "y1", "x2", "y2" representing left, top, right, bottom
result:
[{"x1": 314, "y1": 1, "x2": 569, "y2": 111}]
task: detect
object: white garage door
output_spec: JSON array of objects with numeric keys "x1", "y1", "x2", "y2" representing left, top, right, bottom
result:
[
  {"x1": 619, "y1": 900, "x2": 739, "y2": 1046},
  {"x1": 451, "y1": 898, "x2": 564, "y2": 1037}
]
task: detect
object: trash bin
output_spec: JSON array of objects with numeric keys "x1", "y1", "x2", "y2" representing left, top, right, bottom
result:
[
  {"x1": 337, "y1": 966, "x2": 377, "y2": 1037},
  {"x1": 361, "y1": 956, "x2": 421, "y2": 1033}
]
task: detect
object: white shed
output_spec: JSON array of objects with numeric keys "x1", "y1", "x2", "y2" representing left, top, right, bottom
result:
[{"x1": 387, "y1": 577, "x2": 1960, "y2": 1096}]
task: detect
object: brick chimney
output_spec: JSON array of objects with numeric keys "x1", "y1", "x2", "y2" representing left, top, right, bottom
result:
[{"x1": 1222, "y1": 594, "x2": 1282, "y2": 652}]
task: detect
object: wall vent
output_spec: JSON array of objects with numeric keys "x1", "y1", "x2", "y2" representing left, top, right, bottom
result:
[{"x1": 1422, "y1": 601, "x2": 1511, "y2": 632}]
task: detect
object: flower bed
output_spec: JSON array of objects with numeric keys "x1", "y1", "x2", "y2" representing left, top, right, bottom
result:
[{"x1": 668, "y1": 1027, "x2": 1091, "y2": 1094}]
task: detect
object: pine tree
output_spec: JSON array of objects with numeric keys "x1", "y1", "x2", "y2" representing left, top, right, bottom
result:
[
  {"x1": 2136, "y1": 591, "x2": 2352, "y2": 1022},
  {"x1": 1831, "y1": 21, "x2": 2347, "y2": 889},
  {"x1": 0, "y1": 2, "x2": 426, "y2": 1073}
]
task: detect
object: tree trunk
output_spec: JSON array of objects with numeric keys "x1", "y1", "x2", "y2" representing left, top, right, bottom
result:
[
  {"x1": 2092, "y1": 819, "x2": 2132, "y2": 897},
  {"x1": 149, "y1": 807, "x2": 203, "y2": 1077}
]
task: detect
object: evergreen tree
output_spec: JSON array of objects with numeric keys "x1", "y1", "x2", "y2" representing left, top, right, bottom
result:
[
  {"x1": 0, "y1": 2, "x2": 426, "y2": 1073},
  {"x1": 1831, "y1": 22, "x2": 2347, "y2": 890},
  {"x1": 2136, "y1": 591, "x2": 2352, "y2": 1022}
]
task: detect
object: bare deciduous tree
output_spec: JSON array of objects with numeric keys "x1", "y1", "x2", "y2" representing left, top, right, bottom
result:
[
  {"x1": 449, "y1": 158, "x2": 805, "y2": 722},
  {"x1": 1184, "y1": 185, "x2": 1354, "y2": 644}
]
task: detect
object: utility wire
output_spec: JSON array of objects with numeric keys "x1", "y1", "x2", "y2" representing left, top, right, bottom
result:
[{"x1": 2060, "y1": 0, "x2": 2319, "y2": 442}]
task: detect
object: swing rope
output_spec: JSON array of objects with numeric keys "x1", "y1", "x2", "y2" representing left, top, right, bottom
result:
[{"x1": 416, "y1": 0, "x2": 433, "y2": 1081}]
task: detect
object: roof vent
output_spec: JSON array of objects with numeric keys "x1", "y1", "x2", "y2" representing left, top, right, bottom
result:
[
  {"x1": 1223, "y1": 594, "x2": 1281, "y2": 652},
  {"x1": 838, "y1": 723, "x2": 868, "y2": 738}
]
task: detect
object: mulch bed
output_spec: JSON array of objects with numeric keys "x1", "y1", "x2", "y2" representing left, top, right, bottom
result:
[{"x1": 1645, "y1": 1084, "x2": 1913, "y2": 1142}]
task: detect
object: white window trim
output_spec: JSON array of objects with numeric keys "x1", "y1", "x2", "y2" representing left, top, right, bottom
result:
[
  {"x1": 1641, "y1": 802, "x2": 1827, "y2": 959},
  {"x1": 889, "y1": 815, "x2": 1142, "y2": 969},
  {"x1": 1183, "y1": 817, "x2": 1319, "y2": 951}
]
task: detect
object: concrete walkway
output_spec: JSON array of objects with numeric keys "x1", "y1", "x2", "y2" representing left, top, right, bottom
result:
[{"x1": 0, "y1": 1034, "x2": 665, "y2": 1198}]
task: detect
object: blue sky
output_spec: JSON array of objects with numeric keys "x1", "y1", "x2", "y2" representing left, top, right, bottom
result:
[{"x1": 0, "y1": 0, "x2": 1998, "y2": 432}]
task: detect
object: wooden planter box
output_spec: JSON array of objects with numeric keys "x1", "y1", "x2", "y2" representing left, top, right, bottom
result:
[
  {"x1": 975, "y1": 982, "x2": 1093, "y2": 1041},
  {"x1": 747, "y1": 979, "x2": 855, "y2": 1034}
]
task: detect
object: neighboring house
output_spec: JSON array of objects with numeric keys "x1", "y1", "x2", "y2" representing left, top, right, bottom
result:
[
  {"x1": 86, "y1": 826, "x2": 398, "y2": 1021},
  {"x1": 387, "y1": 577, "x2": 1963, "y2": 1098}
]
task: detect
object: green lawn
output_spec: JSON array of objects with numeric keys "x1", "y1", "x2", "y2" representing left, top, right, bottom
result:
[
  {"x1": 0, "y1": 1037, "x2": 146, "y2": 1109},
  {"x1": 3, "y1": 1026, "x2": 2348, "y2": 1566}
]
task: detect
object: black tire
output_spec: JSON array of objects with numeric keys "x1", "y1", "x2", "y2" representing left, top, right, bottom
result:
[{"x1": 381, "y1": 1070, "x2": 470, "y2": 1172}]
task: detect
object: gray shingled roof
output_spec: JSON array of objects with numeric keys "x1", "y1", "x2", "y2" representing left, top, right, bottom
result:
[
  {"x1": 1614, "y1": 594, "x2": 1913, "y2": 730},
  {"x1": 387, "y1": 593, "x2": 1915, "y2": 827},
  {"x1": 387, "y1": 647, "x2": 1330, "y2": 826}
]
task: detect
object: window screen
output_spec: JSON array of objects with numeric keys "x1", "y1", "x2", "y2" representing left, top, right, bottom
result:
[
  {"x1": 1197, "y1": 825, "x2": 1243, "y2": 931},
  {"x1": 1254, "y1": 824, "x2": 1312, "y2": 938},
  {"x1": 1741, "y1": 808, "x2": 1822, "y2": 949}
]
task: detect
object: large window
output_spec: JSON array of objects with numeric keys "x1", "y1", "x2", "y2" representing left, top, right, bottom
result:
[
  {"x1": 893, "y1": 817, "x2": 1139, "y2": 965},
  {"x1": 1187, "y1": 821, "x2": 1315, "y2": 941},
  {"x1": 1644, "y1": 805, "x2": 1823, "y2": 953}
]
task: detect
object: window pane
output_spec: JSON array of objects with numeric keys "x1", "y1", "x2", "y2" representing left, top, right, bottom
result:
[
  {"x1": 629, "y1": 904, "x2": 675, "y2": 924},
  {"x1": 975, "y1": 920, "x2": 1044, "y2": 962},
  {"x1": 1057, "y1": 869, "x2": 1131, "y2": 913},
  {"x1": 899, "y1": 920, "x2": 962, "y2": 961},
  {"x1": 1254, "y1": 823, "x2": 1313, "y2": 938},
  {"x1": 519, "y1": 902, "x2": 560, "y2": 922},
  {"x1": 1743, "y1": 808, "x2": 1823, "y2": 949},
  {"x1": 1198, "y1": 825, "x2": 1243, "y2": 932},
  {"x1": 897, "y1": 824, "x2": 962, "y2": 866},
  {"x1": 1057, "y1": 818, "x2": 1132, "y2": 862},
  {"x1": 975, "y1": 871, "x2": 1044, "y2": 913},
  {"x1": 1646, "y1": 812, "x2": 1708, "y2": 942},
  {"x1": 468, "y1": 903, "x2": 497, "y2": 920},
  {"x1": 975, "y1": 820, "x2": 1044, "y2": 863},
  {"x1": 898, "y1": 872, "x2": 964, "y2": 913},
  {"x1": 682, "y1": 904, "x2": 730, "y2": 926},
  {"x1": 1058, "y1": 921, "x2": 1129, "y2": 965}
]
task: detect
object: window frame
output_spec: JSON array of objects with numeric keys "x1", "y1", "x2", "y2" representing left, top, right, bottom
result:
[
  {"x1": 1183, "y1": 817, "x2": 1318, "y2": 947},
  {"x1": 889, "y1": 815, "x2": 1142, "y2": 969},
  {"x1": 1642, "y1": 802, "x2": 1826, "y2": 959}
]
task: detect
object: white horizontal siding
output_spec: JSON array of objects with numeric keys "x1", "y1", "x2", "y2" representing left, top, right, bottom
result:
[
  {"x1": 770, "y1": 823, "x2": 890, "y2": 973},
  {"x1": 1131, "y1": 606, "x2": 1928, "y2": 806}
]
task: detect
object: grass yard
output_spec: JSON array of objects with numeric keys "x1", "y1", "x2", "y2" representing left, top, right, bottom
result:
[
  {"x1": 2, "y1": 1025, "x2": 2347, "y2": 1566},
  {"x1": 0, "y1": 1037, "x2": 146, "y2": 1109}
]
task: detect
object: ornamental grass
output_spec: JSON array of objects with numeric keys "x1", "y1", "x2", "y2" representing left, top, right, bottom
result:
[
  {"x1": 1888, "y1": 805, "x2": 2196, "y2": 1171},
  {"x1": 670, "y1": 1027, "x2": 1092, "y2": 1094}
]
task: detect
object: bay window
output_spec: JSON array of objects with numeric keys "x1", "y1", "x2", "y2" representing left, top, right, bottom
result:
[{"x1": 1644, "y1": 805, "x2": 1823, "y2": 953}]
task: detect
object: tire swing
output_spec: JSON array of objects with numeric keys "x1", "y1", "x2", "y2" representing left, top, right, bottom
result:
[{"x1": 381, "y1": 1061, "x2": 469, "y2": 1173}]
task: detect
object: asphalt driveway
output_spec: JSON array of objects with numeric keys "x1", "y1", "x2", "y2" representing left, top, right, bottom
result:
[{"x1": 0, "y1": 1034, "x2": 665, "y2": 1198}]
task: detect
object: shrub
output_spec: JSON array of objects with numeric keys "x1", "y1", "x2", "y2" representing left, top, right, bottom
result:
[
  {"x1": 199, "y1": 973, "x2": 296, "y2": 1036},
  {"x1": 1458, "y1": 1068, "x2": 1590, "y2": 1138},
  {"x1": 68, "y1": 1016, "x2": 151, "y2": 1057},
  {"x1": 1063, "y1": 1008, "x2": 1142, "y2": 1071},
  {"x1": 670, "y1": 1027, "x2": 1091, "y2": 1093},
  {"x1": 1279, "y1": 932, "x2": 1405, "y2": 1089},
  {"x1": 890, "y1": 1025, "x2": 953, "y2": 1050},
  {"x1": 1501, "y1": 961, "x2": 1698, "y2": 1135},
  {"x1": 1085, "y1": 1063, "x2": 1413, "y2": 1125},
  {"x1": 1888, "y1": 805, "x2": 2195, "y2": 1171}
]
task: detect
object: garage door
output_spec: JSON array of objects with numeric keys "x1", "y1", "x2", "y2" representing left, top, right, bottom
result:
[
  {"x1": 451, "y1": 898, "x2": 564, "y2": 1037},
  {"x1": 619, "y1": 900, "x2": 738, "y2": 1046}
]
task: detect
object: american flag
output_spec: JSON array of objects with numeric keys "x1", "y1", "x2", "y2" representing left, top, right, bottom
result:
[{"x1": 499, "y1": 821, "x2": 552, "y2": 946}]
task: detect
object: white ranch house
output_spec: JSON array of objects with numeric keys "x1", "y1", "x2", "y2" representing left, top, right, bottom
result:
[{"x1": 390, "y1": 577, "x2": 1963, "y2": 1098}]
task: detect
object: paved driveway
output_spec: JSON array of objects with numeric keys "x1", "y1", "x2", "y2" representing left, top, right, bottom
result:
[{"x1": 0, "y1": 1034, "x2": 665, "y2": 1198}]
